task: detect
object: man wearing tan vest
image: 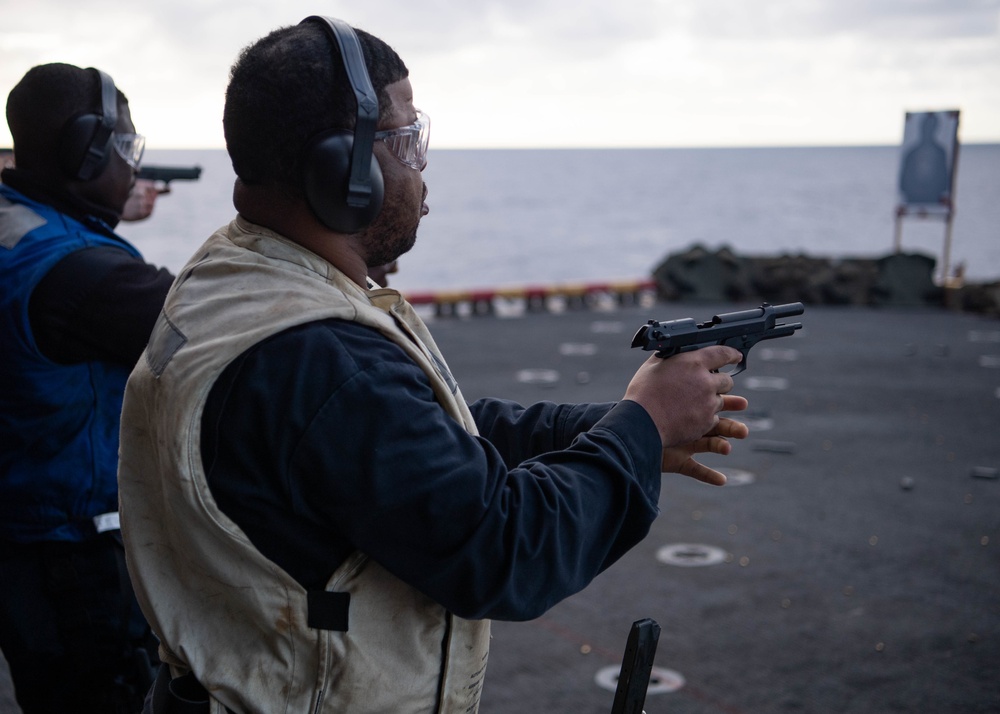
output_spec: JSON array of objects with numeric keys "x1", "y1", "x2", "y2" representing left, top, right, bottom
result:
[{"x1": 118, "y1": 16, "x2": 749, "y2": 714}]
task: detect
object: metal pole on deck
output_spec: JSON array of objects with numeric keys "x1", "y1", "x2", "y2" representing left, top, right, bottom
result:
[{"x1": 941, "y1": 210, "x2": 954, "y2": 285}]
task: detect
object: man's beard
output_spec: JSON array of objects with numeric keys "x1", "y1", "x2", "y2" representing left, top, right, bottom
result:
[
  {"x1": 363, "y1": 197, "x2": 421, "y2": 268},
  {"x1": 365, "y1": 223, "x2": 417, "y2": 269}
]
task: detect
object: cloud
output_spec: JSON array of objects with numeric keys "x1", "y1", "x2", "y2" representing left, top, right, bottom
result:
[
  {"x1": 1, "y1": 0, "x2": 998, "y2": 148},
  {"x1": 674, "y1": 0, "x2": 1000, "y2": 40}
]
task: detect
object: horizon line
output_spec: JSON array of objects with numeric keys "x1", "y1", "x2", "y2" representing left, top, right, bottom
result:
[
  {"x1": 4, "y1": 141, "x2": 999, "y2": 153},
  {"x1": 130, "y1": 140, "x2": 1000, "y2": 152}
]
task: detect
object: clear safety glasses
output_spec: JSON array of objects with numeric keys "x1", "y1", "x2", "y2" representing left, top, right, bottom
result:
[
  {"x1": 113, "y1": 133, "x2": 146, "y2": 169},
  {"x1": 375, "y1": 110, "x2": 430, "y2": 170}
]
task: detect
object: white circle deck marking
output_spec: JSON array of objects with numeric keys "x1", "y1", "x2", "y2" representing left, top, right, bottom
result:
[
  {"x1": 590, "y1": 321, "x2": 625, "y2": 334},
  {"x1": 594, "y1": 665, "x2": 685, "y2": 694},
  {"x1": 515, "y1": 369, "x2": 559, "y2": 385},
  {"x1": 759, "y1": 347, "x2": 799, "y2": 362},
  {"x1": 656, "y1": 543, "x2": 728, "y2": 567},
  {"x1": 745, "y1": 376, "x2": 789, "y2": 391},
  {"x1": 968, "y1": 330, "x2": 1000, "y2": 343},
  {"x1": 743, "y1": 416, "x2": 774, "y2": 431},
  {"x1": 559, "y1": 342, "x2": 598, "y2": 356},
  {"x1": 721, "y1": 469, "x2": 756, "y2": 486}
]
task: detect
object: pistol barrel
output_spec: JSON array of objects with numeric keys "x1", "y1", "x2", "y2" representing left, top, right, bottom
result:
[{"x1": 771, "y1": 301, "x2": 805, "y2": 318}]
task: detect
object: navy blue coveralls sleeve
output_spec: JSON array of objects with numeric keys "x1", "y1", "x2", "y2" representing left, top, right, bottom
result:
[
  {"x1": 202, "y1": 318, "x2": 664, "y2": 622},
  {"x1": 30, "y1": 245, "x2": 175, "y2": 365}
]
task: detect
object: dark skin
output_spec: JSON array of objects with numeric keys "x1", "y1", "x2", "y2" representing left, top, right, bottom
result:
[
  {"x1": 234, "y1": 79, "x2": 426, "y2": 287},
  {"x1": 234, "y1": 78, "x2": 749, "y2": 484},
  {"x1": 66, "y1": 101, "x2": 140, "y2": 220},
  {"x1": 5, "y1": 105, "x2": 155, "y2": 223}
]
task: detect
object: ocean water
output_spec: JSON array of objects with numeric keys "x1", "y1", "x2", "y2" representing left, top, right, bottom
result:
[{"x1": 123, "y1": 144, "x2": 1000, "y2": 292}]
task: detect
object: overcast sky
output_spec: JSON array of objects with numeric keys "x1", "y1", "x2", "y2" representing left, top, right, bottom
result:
[{"x1": 2, "y1": 0, "x2": 998, "y2": 149}]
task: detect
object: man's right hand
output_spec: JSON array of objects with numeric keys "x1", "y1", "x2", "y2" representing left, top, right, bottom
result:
[
  {"x1": 623, "y1": 345, "x2": 745, "y2": 448},
  {"x1": 121, "y1": 179, "x2": 168, "y2": 222}
]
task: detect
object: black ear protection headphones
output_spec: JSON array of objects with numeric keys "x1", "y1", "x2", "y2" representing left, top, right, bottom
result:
[
  {"x1": 300, "y1": 16, "x2": 385, "y2": 234},
  {"x1": 58, "y1": 68, "x2": 118, "y2": 181}
]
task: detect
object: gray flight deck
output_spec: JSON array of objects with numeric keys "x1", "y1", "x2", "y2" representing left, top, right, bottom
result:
[{"x1": 2, "y1": 302, "x2": 998, "y2": 713}]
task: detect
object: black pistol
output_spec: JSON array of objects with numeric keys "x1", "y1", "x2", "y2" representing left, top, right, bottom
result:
[
  {"x1": 631, "y1": 302, "x2": 804, "y2": 375},
  {"x1": 611, "y1": 618, "x2": 661, "y2": 714},
  {"x1": 136, "y1": 165, "x2": 202, "y2": 186}
]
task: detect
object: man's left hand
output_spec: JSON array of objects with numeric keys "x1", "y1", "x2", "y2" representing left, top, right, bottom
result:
[{"x1": 660, "y1": 395, "x2": 749, "y2": 485}]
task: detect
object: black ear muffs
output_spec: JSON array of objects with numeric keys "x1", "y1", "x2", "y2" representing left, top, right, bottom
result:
[
  {"x1": 303, "y1": 129, "x2": 384, "y2": 234},
  {"x1": 300, "y1": 16, "x2": 384, "y2": 234},
  {"x1": 58, "y1": 68, "x2": 118, "y2": 181}
]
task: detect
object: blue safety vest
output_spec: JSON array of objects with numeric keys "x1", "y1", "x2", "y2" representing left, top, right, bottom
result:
[{"x1": 0, "y1": 184, "x2": 142, "y2": 543}]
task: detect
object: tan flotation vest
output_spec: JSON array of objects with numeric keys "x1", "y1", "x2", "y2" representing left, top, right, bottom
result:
[{"x1": 118, "y1": 217, "x2": 491, "y2": 713}]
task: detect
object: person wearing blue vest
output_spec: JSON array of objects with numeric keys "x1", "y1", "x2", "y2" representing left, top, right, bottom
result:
[{"x1": 0, "y1": 63, "x2": 174, "y2": 714}]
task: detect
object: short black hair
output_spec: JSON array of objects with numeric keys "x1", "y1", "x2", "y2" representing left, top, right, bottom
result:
[
  {"x1": 223, "y1": 21, "x2": 409, "y2": 193},
  {"x1": 6, "y1": 63, "x2": 126, "y2": 173}
]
